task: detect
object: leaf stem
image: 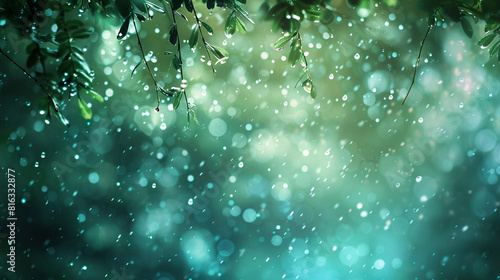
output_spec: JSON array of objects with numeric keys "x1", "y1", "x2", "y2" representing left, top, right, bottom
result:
[{"x1": 402, "y1": 25, "x2": 432, "y2": 105}]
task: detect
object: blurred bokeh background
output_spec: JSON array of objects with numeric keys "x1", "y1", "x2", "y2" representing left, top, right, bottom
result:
[{"x1": 1, "y1": 0, "x2": 500, "y2": 279}]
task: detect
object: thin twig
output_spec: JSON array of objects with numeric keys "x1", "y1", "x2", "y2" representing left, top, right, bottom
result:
[
  {"x1": 169, "y1": 6, "x2": 184, "y2": 80},
  {"x1": 297, "y1": 32, "x2": 311, "y2": 81},
  {"x1": 192, "y1": 5, "x2": 215, "y2": 75},
  {"x1": 131, "y1": 15, "x2": 161, "y2": 110},
  {"x1": 292, "y1": 32, "x2": 313, "y2": 91},
  {"x1": 59, "y1": 3, "x2": 78, "y2": 100},
  {"x1": 402, "y1": 25, "x2": 432, "y2": 105},
  {"x1": 168, "y1": 3, "x2": 189, "y2": 114},
  {"x1": 0, "y1": 47, "x2": 58, "y2": 111}
]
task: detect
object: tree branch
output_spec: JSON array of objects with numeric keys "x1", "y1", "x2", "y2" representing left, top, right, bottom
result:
[
  {"x1": 0, "y1": 47, "x2": 58, "y2": 111},
  {"x1": 402, "y1": 25, "x2": 432, "y2": 105}
]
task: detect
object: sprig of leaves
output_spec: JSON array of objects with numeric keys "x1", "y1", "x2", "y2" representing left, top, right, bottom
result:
[
  {"x1": 478, "y1": 24, "x2": 500, "y2": 61},
  {"x1": 190, "y1": 5, "x2": 229, "y2": 74},
  {"x1": 273, "y1": 32, "x2": 316, "y2": 99},
  {"x1": 54, "y1": 4, "x2": 102, "y2": 121}
]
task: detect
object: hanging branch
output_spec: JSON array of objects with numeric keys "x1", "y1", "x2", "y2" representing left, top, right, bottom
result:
[
  {"x1": 131, "y1": 15, "x2": 165, "y2": 111},
  {"x1": 167, "y1": 2, "x2": 190, "y2": 115},
  {"x1": 192, "y1": 5, "x2": 216, "y2": 75},
  {"x1": 402, "y1": 25, "x2": 432, "y2": 105},
  {"x1": 297, "y1": 33, "x2": 312, "y2": 83},
  {"x1": 0, "y1": 47, "x2": 59, "y2": 111}
]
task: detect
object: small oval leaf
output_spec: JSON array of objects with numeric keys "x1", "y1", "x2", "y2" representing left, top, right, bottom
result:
[
  {"x1": 460, "y1": 17, "x2": 473, "y2": 39},
  {"x1": 273, "y1": 33, "x2": 293, "y2": 51},
  {"x1": 117, "y1": 16, "x2": 131, "y2": 40},
  {"x1": 479, "y1": 34, "x2": 497, "y2": 47}
]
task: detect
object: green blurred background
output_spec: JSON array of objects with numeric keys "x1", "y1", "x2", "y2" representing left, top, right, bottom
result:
[{"x1": 1, "y1": 0, "x2": 500, "y2": 279}]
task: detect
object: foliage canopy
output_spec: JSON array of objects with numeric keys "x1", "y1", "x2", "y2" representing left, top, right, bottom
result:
[{"x1": 1, "y1": 0, "x2": 500, "y2": 125}]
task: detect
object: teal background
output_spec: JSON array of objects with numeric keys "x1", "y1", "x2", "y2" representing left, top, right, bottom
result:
[{"x1": 1, "y1": 1, "x2": 500, "y2": 279}]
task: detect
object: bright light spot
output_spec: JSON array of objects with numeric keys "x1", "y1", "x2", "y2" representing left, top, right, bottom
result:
[
  {"x1": 243, "y1": 208, "x2": 257, "y2": 223},
  {"x1": 88, "y1": 172, "x2": 99, "y2": 184},
  {"x1": 208, "y1": 118, "x2": 227, "y2": 137},
  {"x1": 374, "y1": 259, "x2": 385, "y2": 269}
]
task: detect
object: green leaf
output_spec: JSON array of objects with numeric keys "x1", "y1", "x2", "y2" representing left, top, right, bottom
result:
[
  {"x1": 188, "y1": 108, "x2": 200, "y2": 125},
  {"x1": 78, "y1": 98, "x2": 92, "y2": 120},
  {"x1": 175, "y1": 10, "x2": 188, "y2": 21},
  {"x1": 304, "y1": 9, "x2": 322, "y2": 21},
  {"x1": 184, "y1": 0, "x2": 194, "y2": 12},
  {"x1": 225, "y1": 11, "x2": 237, "y2": 37},
  {"x1": 301, "y1": 78, "x2": 317, "y2": 99},
  {"x1": 76, "y1": 68, "x2": 94, "y2": 85},
  {"x1": 57, "y1": 59, "x2": 73, "y2": 76},
  {"x1": 201, "y1": 21, "x2": 213, "y2": 35},
  {"x1": 54, "y1": 110, "x2": 70, "y2": 127},
  {"x1": 172, "y1": 54, "x2": 182, "y2": 71},
  {"x1": 158, "y1": 86, "x2": 175, "y2": 96},
  {"x1": 235, "y1": 16, "x2": 247, "y2": 34},
  {"x1": 206, "y1": 43, "x2": 229, "y2": 63},
  {"x1": 309, "y1": 82, "x2": 317, "y2": 99},
  {"x1": 206, "y1": 0, "x2": 215, "y2": 9},
  {"x1": 26, "y1": 42, "x2": 38, "y2": 54},
  {"x1": 273, "y1": 33, "x2": 293, "y2": 51},
  {"x1": 117, "y1": 16, "x2": 131, "y2": 40},
  {"x1": 490, "y1": 41, "x2": 500, "y2": 57},
  {"x1": 288, "y1": 37, "x2": 302, "y2": 66},
  {"x1": 479, "y1": 34, "x2": 497, "y2": 47},
  {"x1": 27, "y1": 51, "x2": 39, "y2": 68},
  {"x1": 460, "y1": 17, "x2": 473, "y2": 39},
  {"x1": 55, "y1": 31, "x2": 69, "y2": 43},
  {"x1": 74, "y1": 58, "x2": 91, "y2": 75},
  {"x1": 266, "y1": 2, "x2": 287, "y2": 21},
  {"x1": 169, "y1": 24, "x2": 178, "y2": 45},
  {"x1": 66, "y1": 20, "x2": 83, "y2": 30},
  {"x1": 132, "y1": 0, "x2": 147, "y2": 13},
  {"x1": 135, "y1": 12, "x2": 147, "y2": 22},
  {"x1": 485, "y1": 21, "x2": 499, "y2": 33},
  {"x1": 232, "y1": 4, "x2": 254, "y2": 24},
  {"x1": 72, "y1": 28, "x2": 94, "y2": 39},
  {"x1": 131, "y1": 60, "x2": 142, "y2": 77},
  {"x1": 146, "y1": 1, "x2": 165, "y2": 13},
  {"x1": 87, "y1": 89, "x2": 104, "y2": 103},
  {"x1": 172, "y1": 0, "x2": 182, "y2": 10},
  {"x1": 189, "y1": 25, "x2": 199, "y2": 49},
  {"x1": 71, "y1": 46, "x2": 85, "y2": 57},
  {"x1": 173, "y1": 91, "x2": 183, "y2": 109},
  {"x1": 115, "y1": 0, "x2": 133, "y2": 19},
  {"x1": 427, "y1": 10, "x2": 436, "y2": 26}
]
